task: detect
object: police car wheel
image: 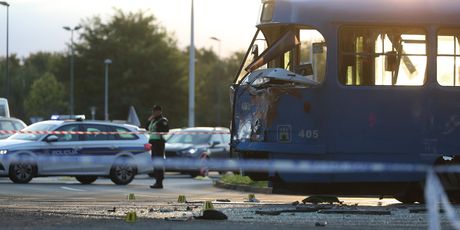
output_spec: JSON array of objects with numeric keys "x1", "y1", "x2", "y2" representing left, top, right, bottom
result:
[
  {"x1": 8, "y1": 158, "x2": 36, "y2": 184},
  {"x1": 110, "y1": 157, "x2": 137, "y2": 185},
  {"x1": 75, "y1": 176, "x2": 98, "y2": 185}
]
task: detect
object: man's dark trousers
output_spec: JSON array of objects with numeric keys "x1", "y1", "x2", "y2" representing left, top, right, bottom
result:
[{"x1": 150, "y1": 140, "x2": 165, "y2": 183}]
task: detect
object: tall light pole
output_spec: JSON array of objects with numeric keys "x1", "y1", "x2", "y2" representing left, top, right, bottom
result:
[
  {"x1": 210, "y1": 36, "x2": 222, "y2": 126},
  {"x1": 188, "y1": 0, "x2": 195, "y2": 127},
  {"x1": 0, "y1": 1, "x2": 9, "y2": 98},
  {"x1": 104, "y1": 59, "x2": 112, "y2": 121},
  {"x1": 63, "y1": 25, "x2": 81, "y2": 115}
]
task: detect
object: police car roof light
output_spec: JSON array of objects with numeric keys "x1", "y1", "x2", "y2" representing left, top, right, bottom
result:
[{"x1": 50, "y1": 115, "x2": 86, "y2": 121}]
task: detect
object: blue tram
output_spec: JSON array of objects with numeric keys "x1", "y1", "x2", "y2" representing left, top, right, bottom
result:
[{"x1": 230, "y1": 0, "x2": 460, "y2": 203}]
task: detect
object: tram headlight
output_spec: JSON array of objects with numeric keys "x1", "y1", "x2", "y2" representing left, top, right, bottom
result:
[
  {"x1": 0, "y1": 150, "x2": 8, "y2": 155},
  {"x1": 251, "y1": 77, "x2": 270, "y2": 87}
]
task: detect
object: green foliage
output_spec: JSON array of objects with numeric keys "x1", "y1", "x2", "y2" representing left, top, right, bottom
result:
[
  {"x1": 74, "y1": 9, "x2": 187, "y2": 126},
  {"x1": 24, "y1": 73, "x2": 68, "y2": 118},
  {"x1": 0, "y1": 53, "x2": 67, "y2": 122},
  {"x1": 220, "y1": 174, "x2": 268, "y2": 188}
]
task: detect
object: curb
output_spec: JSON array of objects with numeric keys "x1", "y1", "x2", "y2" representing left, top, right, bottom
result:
[{"x1": 213, "y1": 180, "x2": 272, "y2": 194}]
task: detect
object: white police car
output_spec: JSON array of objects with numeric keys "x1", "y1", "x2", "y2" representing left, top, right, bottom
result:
[{"x1": 0, "y1": 115, "x2": 152, "y2": 185}]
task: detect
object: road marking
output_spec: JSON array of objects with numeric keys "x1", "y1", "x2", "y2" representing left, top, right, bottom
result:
[{"x1": 60, "y1": 186, "x2": 86, "y2": 192}]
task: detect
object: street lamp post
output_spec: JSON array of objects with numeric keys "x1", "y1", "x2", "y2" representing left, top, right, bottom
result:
[
  {"x1": 0, "y1": 1, "x2": 9, "y2": 98},
  {"x1": 210, "y1": 37, "x2": 222, "y2": 126},
  {"x1": 63, "y1": 25, "x2": 82, "y2": 115},
  {"x1": 104, "y1": 59, "x2": 112, "y2": 121},
  {"x1": 188, "y1": 0, "x2": 195, "y2": 127}
]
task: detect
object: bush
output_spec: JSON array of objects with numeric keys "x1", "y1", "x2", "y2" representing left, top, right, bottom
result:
[{"x1": 220, "y1": 174, "x2": 268, "y2": 188}]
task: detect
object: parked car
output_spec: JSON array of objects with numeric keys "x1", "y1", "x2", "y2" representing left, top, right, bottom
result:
[
  {"x1": 0, "y1": 117, "x2": 27, "y2": 140},
  {"x1": 163, "y1": 128, "x2": 182, "y2": 141},
  {"x1": 164, "y1": 127, "x2": 230, "y2": 177},
  {"x1": 0, "y1": 115, "x2": 152, "y2": 185},
  {"x1": 0, "y1": 98, "x2": 10, "y2": 118}
]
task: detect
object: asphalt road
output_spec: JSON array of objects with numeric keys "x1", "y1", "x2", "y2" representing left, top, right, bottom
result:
[
  {"x1": 0, "y1": 173, "x2": 310, "y2": 202},
  {"x1": 0, "y1": 173, "x2": 455, "y2": 229},
  {"x1": 0, "y1": 173, "x2": 403, "y2": 204}
]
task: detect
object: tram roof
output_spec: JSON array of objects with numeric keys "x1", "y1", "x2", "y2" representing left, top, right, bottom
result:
[{"x1": 262, "y1": 0, "x2": 460, "y2": 27}]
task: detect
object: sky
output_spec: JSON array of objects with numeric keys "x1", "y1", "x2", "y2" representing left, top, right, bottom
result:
[{"x1": 0, "y1": 0, "x2": 261, "y2": 59}]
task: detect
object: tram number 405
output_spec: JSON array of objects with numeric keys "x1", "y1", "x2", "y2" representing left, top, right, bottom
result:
[{"x1": 298, "y1": 129, "x2": 319, "y2": 139}]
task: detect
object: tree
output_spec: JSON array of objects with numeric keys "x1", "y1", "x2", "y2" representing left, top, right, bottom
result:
[
  {"x1": 73, "y1": 9, "x2": 187, "y2": 126},
  {"x1": 24, "y1": 73, "x2": 67, "y2": 119},
  {"x1": 192, "y1": 48, "x2": 244, "y2": 127},
  {"x1": 0, "y1": 52, "x2": 67, "y2": 121}
]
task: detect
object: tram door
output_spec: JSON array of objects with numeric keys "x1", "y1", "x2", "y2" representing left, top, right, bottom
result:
[
  {"x1": 334, "y1": 27, "x2": 428, "y2": 168},
  {"x1": 435, "y1": 30, "x2": 460, "y2": 155}
]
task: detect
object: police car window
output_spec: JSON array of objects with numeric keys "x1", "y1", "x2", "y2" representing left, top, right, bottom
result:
[
  {"x1": 168, "y1": 133, "x2": 211, "y2": 145},
  {"x1": 221, "y1": 134, "x2": 230, "y2": 144},
  {"x1": 55, "y1": 125, "x2": 80, "y2": 142},
  {"x1": 0, "y1": 121, "x2": 15, "y2": 131},
  {"x1": 12, "y1": 121, "x2": 25, "y2": 130},
  {"x1": 0, "y1": 121, "x2": 15, "y2": 139},
  {"x1": 10, "y1": 123, "x2": 58, "y2": 141},
  {"x1": 112, "y1": 126, "x2": 138, "y2": 140},
  {"x1": 0, "y1": 106, "x2": 5, "y2": 117},
  {"x1": 210, "y1": 134, "x2": 223, "y2": 145},
  {"x1": 83, "y1": 124, "x2": 111, "y2": 141}
]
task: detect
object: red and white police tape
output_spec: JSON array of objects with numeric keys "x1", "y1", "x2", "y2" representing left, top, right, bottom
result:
[{"x1": 0, "y1": 130, "x2": 230, "y2": 135}]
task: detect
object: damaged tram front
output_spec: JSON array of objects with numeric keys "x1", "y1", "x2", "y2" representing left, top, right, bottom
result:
[{"x1": 231, "y1": 0, "x2": 460, "y2": 203}]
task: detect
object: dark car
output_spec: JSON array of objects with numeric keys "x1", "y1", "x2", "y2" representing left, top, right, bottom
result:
[
  {"x1": 165, "y1": 127, "x2": 230, "y2": 177},
  {"x1": 0, "y1": 117, "x2": 27, "y2": 140}
]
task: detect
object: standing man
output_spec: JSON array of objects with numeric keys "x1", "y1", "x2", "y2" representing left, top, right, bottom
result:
[{"x1": 147, "y1": 105, "x2": 169, "y2": 189}]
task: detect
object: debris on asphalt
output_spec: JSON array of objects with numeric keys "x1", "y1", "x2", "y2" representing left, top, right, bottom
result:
[
  {"x1": 165, "y1": 217, "x2": 193, "y2": 221},
  {"x1": 318, "y1": 209, "x2": 391, "y2": 215},
  {"x1": 302, "y1": 196, "x2": 341, "y2": 204},
  {"x1": 255, "y1": 210, "x2": 282, "y2": 216},
  {"x1": 159, "y1": 209, "x2": 173, "y2": 213},
  {"x1": 255, "y1": 207, "x2": 320, "y2": 216},
  {"x1": 194, "y1": 210, "x2": 228, "y2": 220},
  {"x1": 315, "y1": 221, "x2": 327, "y2": 227},
  {"x1": 409, "y1": 208, "x2": 444, "y2": 214},
  {"x1": 291, "y1": 206, "x2": 321, "y2": 213}
]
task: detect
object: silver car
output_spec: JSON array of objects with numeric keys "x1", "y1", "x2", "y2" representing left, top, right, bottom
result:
[
  {"x1": 0, "y1": 117, "x2": 27, "y2": 140},
  {"x1": 0, "y1": 118, "x2": 152, "y2": 185}
]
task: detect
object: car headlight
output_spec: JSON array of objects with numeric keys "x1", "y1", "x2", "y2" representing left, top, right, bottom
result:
[
  {"x1": 0, "y1": 150, "x2": 8, "y2": 155},
  {"x1": 179, "y1": 148, "x2": 198, "y2": 156}
]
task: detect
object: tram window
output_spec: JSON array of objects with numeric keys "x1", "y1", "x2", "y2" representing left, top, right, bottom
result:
[
  {"x1": 298, "y1": 30, "x2": 327, "y2": 83},
  {"x1": 437, "y1": 29, "x2": 460, "y2": 86},
  {"x1": 236, "y1": 30, "x2": 268, "y2": 83},
  {"x1": 339, "y1": 27, "x2": 427, "y2": 86},
  {"x1": 237, "y1": 27, "x2": 327, "y2": 85}
]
